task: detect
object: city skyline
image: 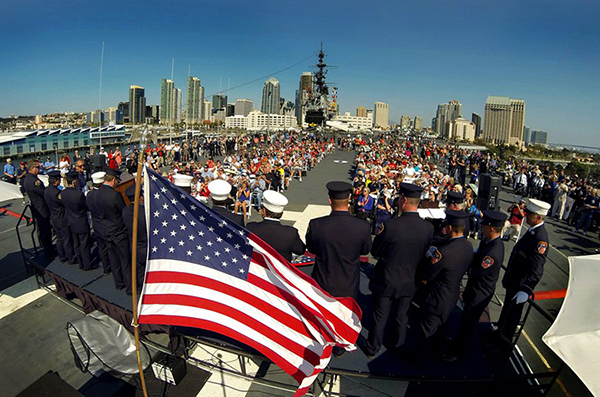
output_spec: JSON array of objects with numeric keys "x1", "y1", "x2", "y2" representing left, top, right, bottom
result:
[{"x1": 1, "y1": 0, "x2": 599, "y2": 145}]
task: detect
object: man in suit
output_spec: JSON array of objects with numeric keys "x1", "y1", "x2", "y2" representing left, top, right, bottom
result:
[
  {"x1": 415, "y1": 210, "x2": 474, "y2": 360},
  {"x1": 122, "y1": 183, "x2": 147, "y2": 290},
  {"x1": 86, "y1": 172, "x2": 111, "y2": 275},
  {"x1": 23, "y1": 159, "x2": 54, "y2": 259},
  {"x1": 495, "y1": 199, "x2": 550, "y2": 350},
  {"x1": 208, "y1": 179, "x2": 244, "y2": 227},
  {"x1": 88, "y1": 168, "x2": 131, "y2": 293},
  {"x1": 61, "y1": 171, "x2": 96, "y2": 271},
  {"x1": 246, "y1": 190, "x2": 305, "y2": 262},
  {"x1": 446, "y1": 210, "x2": 506, "y2": 362},
  {"x1": 43, "y1": 170, "x2": 76, "y2": 265},
  {"x1": 360, "y1": 183, "x2": 434, "y2": 357}
]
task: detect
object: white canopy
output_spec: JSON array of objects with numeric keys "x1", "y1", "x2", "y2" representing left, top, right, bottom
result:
[
  {"x1": 0, "y1": 181, "x2": 24, "y2": 203},
  {"x1": 543, "y1": 254, "x2": 600, "y2": 396}
]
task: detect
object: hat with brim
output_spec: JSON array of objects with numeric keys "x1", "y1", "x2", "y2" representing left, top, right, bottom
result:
[
  {"x1": 525, "y1": 199, "x2": 551, "y2": 216},
  {"x1": 106, "y1": 168, "x2": 122, "y2": 178},
  {"x1": 125, "y1": 184, "x2": 143, "y2": 201},
  {"x1": 399, "y1": 182, "x2": 422, "y2": 198},
  {"x1": 326, "y1": 181, "x2": 352, "y2": 199},
  {"x1": 481, "y1": 210, "x2": 507, "y2": 227},
  {"x1": 446, "y1": 190, "x2": 465, "y2": 205},
  {"x1": 208, "y1": 179, "x2": 232, "y2": 201},
  {"x1": 262, "y1": 190, "x2": 288, "y2": 213},
  {"x1": 91, "y1": 172, "x2": 106, "y2": 184},
  {"x1": 47, "y1": 170, "x2": 61, "y2": 178},
  {"x1": 173, "y1": 174, "x2": 193, "y2": 188},
  {"x1": 445, "y1": 210, "x2": 470, "y2": 226}
]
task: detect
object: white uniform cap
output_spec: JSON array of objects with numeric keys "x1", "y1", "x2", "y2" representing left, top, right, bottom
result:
[
  {"x1": 526, "y1": 198, "x2": 551, "y2": 216},
  {"x1": 91, "y1": 172, "x2": 106, "y2": 184},
  {"x1": 208, "y1": 179, "x2": 232, "y2": 201},
  {"x1": 262, "y1": 190, "x2": 288, "y2": 213},
  {"x1": 173, "y1": 174, "x2": 193, "y2": 188}
]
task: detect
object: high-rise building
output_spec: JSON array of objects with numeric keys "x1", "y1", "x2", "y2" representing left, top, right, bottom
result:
[
  {"x1": 530, "y1": 130, "x2": 548, "y2": 145},
  {"x1": 145, "y1": 105, "x2": 159, "y2": 124},
  {"x1": 235, "y1": 99, "x2": 253, "y2": 116},
  {"x1": 160, "y1": 79, "x2": 175, "y2": 125},
  {"x1": 129, "y1": 85, "x2": 146, "y2": 124},
  {"x1": 448, "y1": 118, "x2": 476, "y2": 142},
  {"x1": 186, "y1": 76, "x2": 204, "y2": 125},
  {"x1": 202, "y1": 100, "x2": 212, "y2": 123},
  {"x1": 298, "y1": 72, "x2": 314, "y2": 125},
  {"x1": 448, "y1": 100, "x2": 462, "y2": 121},
  {"x1": 400, "y1": 115, "x2": 411, "y2": 129},
  {"x1": 523, "y1": 125, "x2": 531, "y2": 145},
  {"x1": 175, "y1": 88, "x2": 182, "y2": 124},
  {"x1": 482, "y1": 96, "x2": 526, "y2": 145},
  {"x1": 261, "y1": 78, "x2": 281, "y2": 115},
  {"x1": 212, "y1": 94, "x2": 227, "y2": 110},
  {"x1": 471, "y1": 113, "x2": 482, "y2": 138},
  {"x1": 117, "y1": 102, "x2": 129, "y2": 118},
  {"x1": 414, "y1": 116, "x2": 423, "y2": 132},
  {"x1": 106, "y1": 107, "x2": 123, "y2": 125},
  {"x1": 356, "y1": 107, "x2": 367, "y2": 117},
  {"x1": 373, "y1": 102, "x2": 389, "y2": 128},
  {"x1": 226, "y1": 103, "x2": 235, "y2": 117},
  {"x1": 435, "y1": 100, "x2": 462, "y2": 137}
]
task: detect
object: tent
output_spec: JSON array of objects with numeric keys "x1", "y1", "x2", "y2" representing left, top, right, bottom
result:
[
  {"x1": 543, "y1": 254, "x2": 600, "y2": 396},
  {"x1": 0, "y1": 181, "x2": 24, "y2": 203}
]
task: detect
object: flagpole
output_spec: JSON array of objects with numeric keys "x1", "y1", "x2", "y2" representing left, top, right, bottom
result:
[{"x1": 131, "y1": 135, "x2": 149, "y2": 397}]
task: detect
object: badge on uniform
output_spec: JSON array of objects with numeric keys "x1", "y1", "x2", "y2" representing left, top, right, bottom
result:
[
  {"x1": 482, "y1": 256, "x2": 494, "y2": 269},
  {"x1": 537, "y1": 241, "x2": 548, "y2": 255},
  {"x1": 34, "y1": 180, "x2": 41, "y2": 187},
  {"x1": 431, "y1": 249, "x2": 442, "y2": 264}
]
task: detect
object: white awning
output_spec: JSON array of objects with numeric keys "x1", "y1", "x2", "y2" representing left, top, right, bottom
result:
[
  {"x1": 543, "y1": 254, "x2": 600, "y2": 396},
  {"x1": 0, "y1": 181, "x2": 24, "y2": 203}
]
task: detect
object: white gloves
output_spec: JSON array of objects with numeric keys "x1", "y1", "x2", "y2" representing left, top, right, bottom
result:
[
  {"x1": 513, "y1": 291, "x2": 529, "y2": 304},
  {"x1": 426, "y1": 246, "x2": 438, "y2": 258}
]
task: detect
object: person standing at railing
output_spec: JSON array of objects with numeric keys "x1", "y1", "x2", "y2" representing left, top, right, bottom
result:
[{"x1": 494, "y1": 199, "x2": 550, "y2": 349}]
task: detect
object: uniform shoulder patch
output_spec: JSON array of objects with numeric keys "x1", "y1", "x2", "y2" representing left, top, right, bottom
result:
[
  {"x1": 431, "y1": 249, "x2": 442, "y2": 264},
  {"x1": 537, "y1": 241, "x2": 548, "y2": 255},
  {"x1": 482, "y1": 256, "x2": 494, "y2": 269},
  {"x1": 58, "y1": 193, "x2": 62, "y2": 200},
  {"x1": 34, "y1": 179, "x2": 41, "y2": 187}
]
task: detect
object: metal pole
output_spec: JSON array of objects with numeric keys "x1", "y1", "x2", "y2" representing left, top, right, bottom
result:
[
  {"x1": 131, "y1": 142, "x2": 148, "y2": 397},
  {"x1": 99, "y1": 42, "x2": 105, "y2": 149}
]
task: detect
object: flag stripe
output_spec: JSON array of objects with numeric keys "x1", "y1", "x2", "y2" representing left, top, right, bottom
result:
[{"x1": 139, "y1": 314, "x2": 310, "y2": 383}]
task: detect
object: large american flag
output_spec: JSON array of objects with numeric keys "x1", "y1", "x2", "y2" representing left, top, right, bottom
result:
[{"x1": 139, "y1": 167, "x2": 362, "y2": 396}]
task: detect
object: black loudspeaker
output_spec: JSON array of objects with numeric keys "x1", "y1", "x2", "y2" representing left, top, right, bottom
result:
[{"x1": 478, "y1": 174, "x2": 502, "y2": 211}]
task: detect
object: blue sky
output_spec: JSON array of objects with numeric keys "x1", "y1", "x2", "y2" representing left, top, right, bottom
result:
[{"x1": 1, "y1": 0, "x2": 599, "y2": 146}]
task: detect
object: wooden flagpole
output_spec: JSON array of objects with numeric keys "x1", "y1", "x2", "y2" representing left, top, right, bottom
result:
[{"x1": 131, "y1": 141, "x2": 149, "y2": 397}]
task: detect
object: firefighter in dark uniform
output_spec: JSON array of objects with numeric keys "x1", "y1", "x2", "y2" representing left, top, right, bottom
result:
[
  {"x1": 208, "y1": 179, "x2": 245, "y2": 227},
  {"x1": 246, "y1": 190, "x2": 305, "y2": 262},
  {"x1": 306, "y1": 181, "x2": 372, "y2": 356},
  {"x1": 360, "y1": 183, "x2": 434, "y2": 357},
  {"x1": 415, "y1": 210, "x2": 474, "y2": 360},
  {"x1": 43, "y1": 170, "x2": 77, "y2": 265},
  {"x1": 122, "y1": 183, "x2": 147, "y2": 289},
  {"x1": 495, "y1": 199, "x2": 550, "y2": 348},
  {"x1": 61, "y1": 171, "x2": 96, "y2": 271},
  {"x1": 86, "y1": 172, "x2": 111, "y2": 275},
  {"x1": 446, "y1": 210, "x2": 507, "y2": 361},
  {"x1": 433, "y1": 191, "x2": 469, "y2": 243},
  {"x1": 90, "y1": 168, "x2": 131, "y2": 293},
  {"x1": 23, "y1": 159, "x2": 54, "y2": 259}
]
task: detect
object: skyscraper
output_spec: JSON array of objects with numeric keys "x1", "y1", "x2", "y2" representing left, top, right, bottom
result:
[
  {"x1": 186, "y1": 76, "x2": 204, "y2": 125},
  {"x1": 471, "y1": 113, "x2": 482, "y2": 138},
  {"x1": 297, "y1": 72, "x2": 314, "y2": 124},
  {"x1": 523, "y1": 125, "x2": 531, "y2": 145},
  {"x1": 413, "y1": 116, "x2": 423, "y2": 131},
  {"x1": 202, "y1": 100, "x2": 212, "y2": 123},
  {"x1": 435, "y1": 103, "x2": 449, "y2": 136},
  {"x1": 212, "y1": 94, "x2": 227, "y2": 110},
  {"x1": 129, "y1": 85, "x2": 146, "y2": 124},
  {"x1": 235, "y1": 99, "x2": 253, "y2": 116},
  {"x1": 373, "y1": 102, "x2": 389, "y2": 128},
  {"x1": 530, "y1": 130, "x2": 548, "y2": 145},
  {"x1": 160, "y1": 79, "x2": 175, "y2": 125},
  {"x1": 400, "y1": 115, "x2": 411, "y2": 129},
  {"x1": 175, "y1": 88, "x2": 182, "y2": 124},
  {"x1": 448, "y1": 100, "x2": 462, "y2": 121},
  {"x1": 482, "y1": 96, "x2": 526, "y2": 145},
  {"x1": 356, "y1": 107, "x2": 367, "y2": 117},
  {"x1": 261, "y1": 78, "x2": 281, "y2": 115}
]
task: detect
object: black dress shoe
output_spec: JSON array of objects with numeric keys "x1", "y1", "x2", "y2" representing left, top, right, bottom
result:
[
  {"x1": 103, "y1": 269, "x2": 111, "y2": 275},
  {"x1": 83, "y1": 265, "x2": 99, "y2": 271},
  {"x1": 357, "y1": 338, "x2": 377, "y2": 359}
]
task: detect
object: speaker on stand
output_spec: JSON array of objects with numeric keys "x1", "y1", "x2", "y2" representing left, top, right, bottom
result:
[{"x1": 477, "y1": 174, "x2": 502, "y2": 211}]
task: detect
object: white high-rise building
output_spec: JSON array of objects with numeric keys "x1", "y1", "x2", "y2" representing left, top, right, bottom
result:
[
  {"x1": 186, "y1": 76, "x2": 204, "y2": 125},
  {"x1": 373, "y1": 102, "x2": 389, "y2": 129},
  {"x1": 175, "y1": 88, "x2": 182, "y2": 124},
  {"x1": 448, "y1": 118, "x2": 476, "y2": 142},
  {"x1": 261, "y1": 78, "x2": 281, "y2": 115},
  {"x1": 160, "y1": 79, "x2": 175, "y2": 125},
  {"x1": 483, "y1": 96, "x2": 526, "y2": 145},
  {"x1": 235, "y1": 99, "x2": 253, "y2": 116},
  {"x1": 202, "y1": 100, "x2": 212, "y2": 123}
]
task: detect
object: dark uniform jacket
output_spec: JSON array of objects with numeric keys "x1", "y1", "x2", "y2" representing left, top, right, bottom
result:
[
  {"x1": 61, "y1": 187, "x2": 90, "y2": 234},
  {"x1": 86, "y1": 184, "x2": 127, "y2": 241},
  {"x1": 23, "y1": 173, "x2": 49, "y2": 218},
  {"x1": 122, "y1": 204, "x2": 147, "y2": 264},
  {"x1": 246, "y1": 218, "x2": 305, "y2": 262},
  {"x1": 421, "y1": 236, "x2": 474, "y2": 320},
  {"x1": 306, "y1": 210, "x2": 372, "y2": 299},
  {"x1": 213, "y1": 206, "x2": 245, "y2": 227},
  {"x1": 44, "y1": 184, "x2": 68, "y2": 228},
  {"x1": 86, "y1": 188, "x2": 104, "y2": 237},
  {"x1": 463, "y1": 236, "x2": 504, "y2": 308},
  {"x1": 370, "y1": 211, "x2": 434, "y2": 298},
  {"x1": 502, "y1": 223, "x2": 549, "y2": 295}
]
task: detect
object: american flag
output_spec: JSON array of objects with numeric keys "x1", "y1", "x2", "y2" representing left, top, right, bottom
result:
[{"x1": 139, "y1": 167, "x2": 362, "y2": 396}]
